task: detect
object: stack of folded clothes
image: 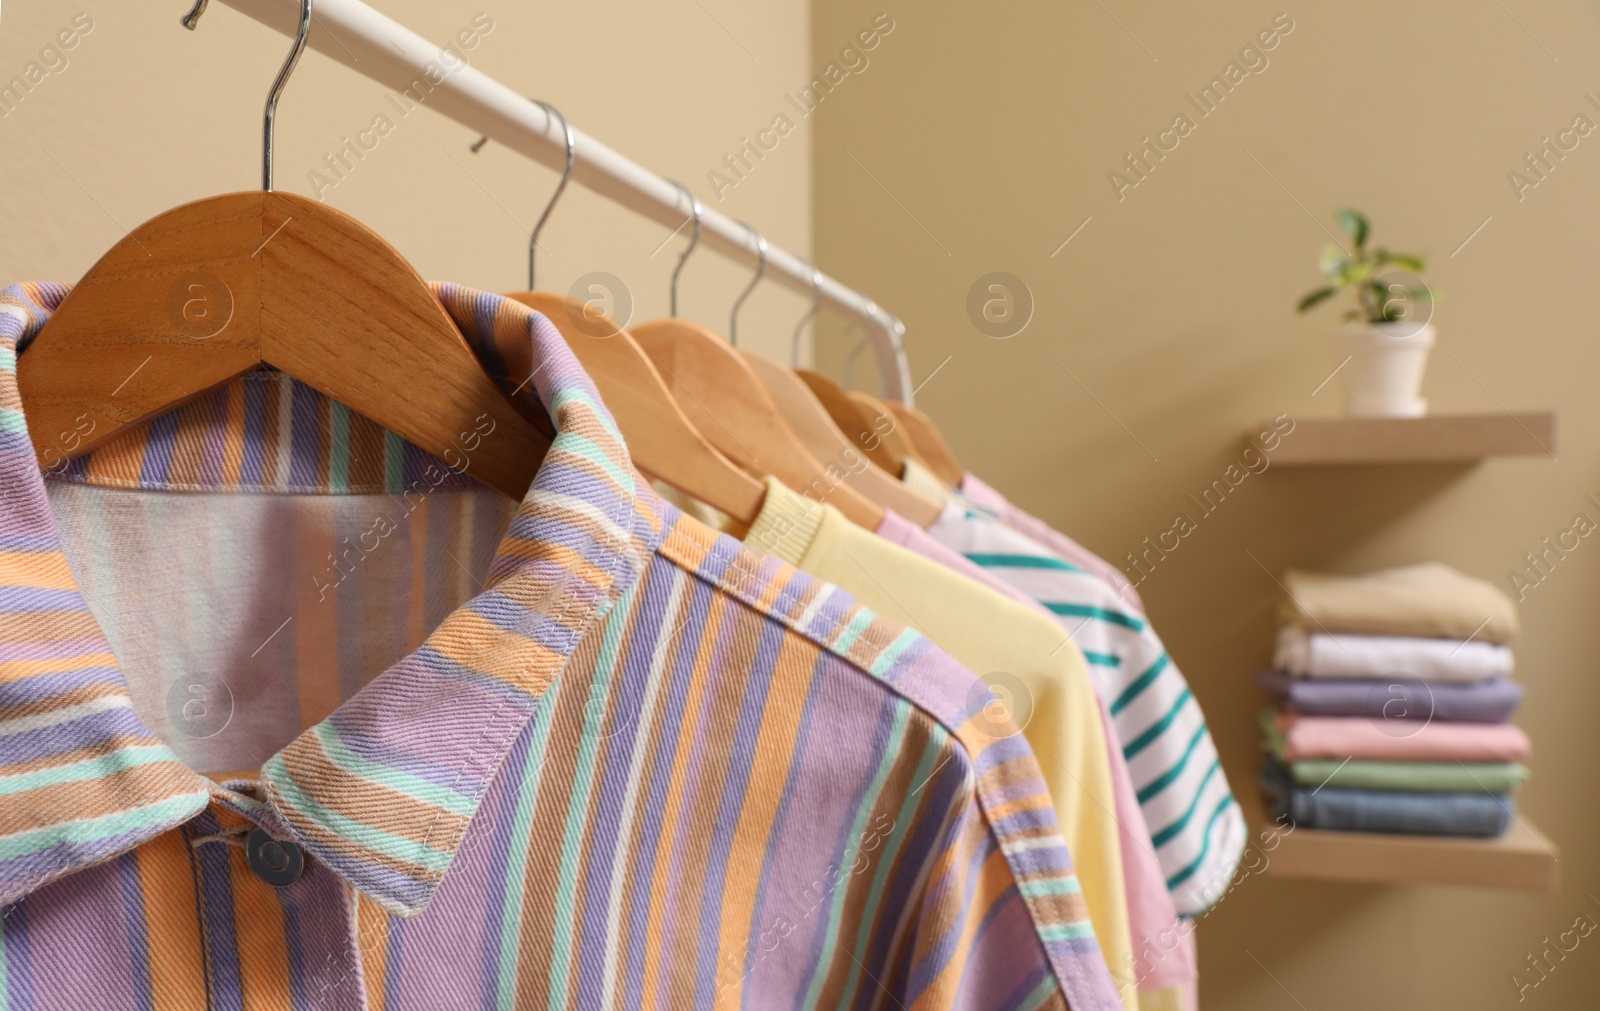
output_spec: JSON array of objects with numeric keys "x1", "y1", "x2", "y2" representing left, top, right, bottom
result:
[{"x1": 1257, "y1": 562, "x2": 1531, "y2": 837}]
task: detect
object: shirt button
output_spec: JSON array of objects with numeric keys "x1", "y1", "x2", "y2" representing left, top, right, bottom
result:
[{"x1": 246, "y1": 827, "x2": 305, "y2": 886}]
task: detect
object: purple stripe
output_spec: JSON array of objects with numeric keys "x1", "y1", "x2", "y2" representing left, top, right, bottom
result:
[
  {"x1": 1, "y1": 892, "x2": 37, "y2": 1011},
  {"x1": 189, "y1": 812, "x2": 245, "y2": 1011},
  {"x1": 621, "y1": 575, "x2": 708, "y2": 1009},
  {"x1": 473, "y1": 712, "x2": 538, "y2": 1011},
  {"x1": 0, "y1": 708, "x2": 159, "y2": 766},
  {"x1": 572, "y1": 571, "x2": 679, "y2": 1010},
  {"x1": 138, "y1": 410, "x2": 178, "y2": 488},
  {"x1": 689, "y1": 614, "x2": 785, "y2": 1009},
  {"x1": 288, "y1": 382, "x2": 321, "y2": 489},
  {"x1": 198, "y1": 387, "x2": 229, "y2": 488},
  {"x1": 0, "y1": 590, "x2": 90, "y2": 614},
  {"x1": 113, "y1": 853, "x2": 156, "y2": 1011},
  {"x1": 240, "y1": 372, "x2": 268, "y2": 486}
]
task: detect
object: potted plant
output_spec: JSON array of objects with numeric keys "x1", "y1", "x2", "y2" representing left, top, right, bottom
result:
[{"x1": 1296, "y1": 209, "x2": 1435, "y2": 418}]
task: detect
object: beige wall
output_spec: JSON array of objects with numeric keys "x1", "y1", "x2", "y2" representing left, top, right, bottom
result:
[
  {"x1": 812, "y1": 0, "x2": 1600, "y2": 1006},
  {"x1": 0, "y1": 0, "x2": 815, "y2": 361}
]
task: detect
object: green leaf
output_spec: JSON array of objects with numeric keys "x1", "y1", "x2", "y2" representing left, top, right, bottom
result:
[
  {"x1": 1296, "y1": 287, "x2": 1338, "y2": 313},
  {"x1": 1318, "y1": 244, "x2": 1348, "y2": 279},
  {"x1": 1336, "y1": 208, "x2": 1369, "y2": 250},
  {"x1": 1387, "y1": 254, "x2": 1426, "y2": 272}
]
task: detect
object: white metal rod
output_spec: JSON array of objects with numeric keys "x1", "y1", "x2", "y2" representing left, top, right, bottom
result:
[{"x1": 215, "y1": 0, "x2": 914, "y2": 402}]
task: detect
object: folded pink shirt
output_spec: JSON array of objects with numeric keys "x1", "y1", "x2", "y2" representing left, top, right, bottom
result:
[
  {"x1": 877, "y1": 508, "x2": 1195, "y2": 993},
  {"x1": 1274, "y1": 713, "x2": 1532, "y2": 763}
]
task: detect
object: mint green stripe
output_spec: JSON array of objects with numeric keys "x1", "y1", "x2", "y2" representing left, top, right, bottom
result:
[
  {"x1": 384, "y1": 430, "x2": 405, "y2": 493},
  {"x1": 1082, "y1": 651, "x2": 1120, "y2": 668},
  {"x1": 1122, "y1": 687, "x2": 1193, "y2": 761},
  {"x1": 0, "y1": 745, "x2": 176, "y2": 798},
  {"x1": 1016, "y1": 972, "x2": 1060, "y2": 1011},
  {"x1": 0, "y1": 409, "x2": 26, "y2": 435},
  {"x1": 1110, "y1": 652, "x2": 1170, "y2": 716},
  {"x1": 832, "y1": 608, "x2": 876, "y2": 655},
  {"x1": 263, "y1": 756, "x2": 454, "y2": 873},
  {"x1": 1165, "y1": 795, "x2": 1237, "y2": 890},
  {"x1": 0, "y1": 344, "x2": 16, "y2": 371},
  {"x1": 550, "y1": 387, "x2": 626, "y2": 445},
  {"x1": 0, "y1": 792, "x2": 207, "y2": 863},
  {"x1": 312, "y1": 722, "x2": 475, "y2": 816},
  {"x1": 1018, "y1": 876, "x2": 1083, "y2": 898},
  {"x1": 867, "y1": 628, "x2": 920, "y2": 678},
  {"x1": 803, "y1": 698, "x2": 912, "y2": 1009},
  {"x1": 1150, "y1": 759, "x2": 1221, "y2": 849},
  {"x1": 1038, "y1": 921, "x2": 1099, "y2": 942},
  {"x1": 964, "y1": 553, "x2": 1082, "y2": 572},
  {"x1": 329, "y1": 400, "x2": 351, "y2": 493},
  {"x1": 547, "y1": 585, "x2": 632, "y2": 1009},
  {"x1": 837, "y1": 725, "x2": 947, "y2": 1009},
  {"x1": 558, "y1": 432, "x2": 636, "y2": 491},
  {"x1": 1136, "y1": 721, "x2": 1209, "y2": 805},
  {"x1": 495, "y1": 672, "x2": 566, "y2": 1010}
]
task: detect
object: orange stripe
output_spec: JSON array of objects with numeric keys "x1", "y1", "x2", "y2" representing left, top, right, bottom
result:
[
  {"x1": 711, "y1": 628, "x2": 816, "y2": 1008},
  {"x1": 0, "y1": 550, "x2": 76, "y2": 590},
  {"x1": 229, "y1": 846, "x2": 294, "y2": 1006},
  {"x1": 639, "y1": 593, "x2": 725, "y2": 1011},
  {"x1": 137, "y1": 832, "x2": 210, "y2": 1011},
  {"x1": 222, "y1": 381, "x2": 246, "y2": 488},
  {"x1": 910, "y1": 846, "x2": 1018, "y2": 1011}
]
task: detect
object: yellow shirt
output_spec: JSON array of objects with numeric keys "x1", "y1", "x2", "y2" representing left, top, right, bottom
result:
[{"x1": 744, "y1": 477, "x2": 1139, "y2": 1008}]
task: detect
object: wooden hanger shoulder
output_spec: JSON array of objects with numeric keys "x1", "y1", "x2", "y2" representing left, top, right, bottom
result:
[
  {"x1": 741, "y1": 350, "x2": 941, "y2": 527},
  {"x1": 507, "y1": 292, "x2": 764, "y2": 524},
  {"x1": 885, "y1": 401, "x2": 966, "y2": 486},
  {"x1": 20, "y1": 191, "x2": 549, "y2": 501},
  {"x1": 630, "y1": 318, "x2": 883, "y2": 528}
]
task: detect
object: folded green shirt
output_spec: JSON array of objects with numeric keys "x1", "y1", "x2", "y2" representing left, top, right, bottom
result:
[{"x1": 1285, "y1": 757, "x2": 1529, "y2": 793}]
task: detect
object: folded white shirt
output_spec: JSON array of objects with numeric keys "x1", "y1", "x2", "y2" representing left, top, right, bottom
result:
[{"x1": 1273, "y1": 626, "x2": 1513, "y2": 682}]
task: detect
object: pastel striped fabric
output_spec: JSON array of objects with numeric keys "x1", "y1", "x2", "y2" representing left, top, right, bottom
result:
[
  {"x1": 924, "y1": 501, "x2": 1244, "y2": 917},
  {"x1": 0, "y1": 281, "x2": 1120, "y2": 1010}
]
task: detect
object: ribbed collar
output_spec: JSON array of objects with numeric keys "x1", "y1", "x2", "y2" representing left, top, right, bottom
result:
[{"x1": 0, "y1": 281, "x2": 661, "y2": 916}]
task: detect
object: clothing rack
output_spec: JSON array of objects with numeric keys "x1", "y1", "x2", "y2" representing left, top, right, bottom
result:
[{"x1": 216, "y1": 0, "x2": 916, "y2": 403}]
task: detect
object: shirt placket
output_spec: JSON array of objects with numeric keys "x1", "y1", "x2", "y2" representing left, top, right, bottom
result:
[{"x1": 185, "y1": 804, "x2": 370, "y2": 1011}]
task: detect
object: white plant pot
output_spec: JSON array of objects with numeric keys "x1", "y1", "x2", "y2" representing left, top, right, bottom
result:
[{"x1": 1327, "y1": 322, "x2": 1435, "y2": 418}]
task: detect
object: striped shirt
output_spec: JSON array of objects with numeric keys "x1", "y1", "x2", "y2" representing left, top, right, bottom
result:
[
  {"x1": 0, "y1": 281, "x2": 1120, "y2": 1010},
  {"x1": 924, "y1": 501, "x2": 1244, "y2": 916}
]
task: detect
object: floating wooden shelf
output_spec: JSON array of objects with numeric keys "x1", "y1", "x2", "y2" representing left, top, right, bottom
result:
[
  {"x1": 1260, "y1": 412, "x2": 1556, "y2": 465},
  {"x1": 1261, "y1": 815, "x2": 1561, "y2": 892}
]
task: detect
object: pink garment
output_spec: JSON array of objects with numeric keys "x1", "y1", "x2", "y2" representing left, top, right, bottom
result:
[
  {"x1": 1274, "y1": 713, "x2": 1533, "y2": 763},
  {"x1": 876, "y1": 508, "x2": 1053, "y2": 619},
  {"x1": 961, "y1": 471, "x2": 1146, "y2": 614},
  {"x1": 878, "y1": 508, "x2": 1196, "y2": 992}
]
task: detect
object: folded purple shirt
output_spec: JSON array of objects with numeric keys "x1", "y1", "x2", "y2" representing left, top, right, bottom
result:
[{"x1": 1256, "y1": 670, "x2": 1524, "y2": 723}]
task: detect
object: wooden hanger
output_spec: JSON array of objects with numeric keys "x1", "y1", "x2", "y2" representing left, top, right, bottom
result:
[
  {"x1": 796, "y1": 368, "x2": 932, "y2": 480},
  {"x1": 743, "y1": 350, "x2": 941, "y2": 526},
  {"x1": 18, "y1": 0, "x2": 549, "y2": 501},
  {"x1": 631, "y1": 203, "x2": 882, "y2": 529},
  {"x1": 737, "y1": 266, "x2": 940, "y2": 526},
  {"x1": 884, "y1": 401, "x2": 966, "y2": 486},
  {"x1": 476, "y1": 104, "x2": 764, "y2": 524}
]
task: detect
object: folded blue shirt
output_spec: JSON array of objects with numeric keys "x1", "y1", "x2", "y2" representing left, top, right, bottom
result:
[{"x1": 1259, "y1": 761, "x2": 1513, "y2": 837}]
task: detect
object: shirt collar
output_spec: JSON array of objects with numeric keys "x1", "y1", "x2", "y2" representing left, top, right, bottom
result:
[{"x1": 0, "y1": 281, "x2": 662, "y2": 915}]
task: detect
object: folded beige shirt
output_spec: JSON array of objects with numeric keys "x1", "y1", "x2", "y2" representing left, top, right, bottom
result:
[{"x1": 1279, "y1": 562, "x2": 1519, "y2": 644}]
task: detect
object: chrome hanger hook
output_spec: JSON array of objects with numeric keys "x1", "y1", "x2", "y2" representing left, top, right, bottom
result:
[
  {"x1": 183, "y1": 0, "x2": 312, "y2": 192},
  {"x1": 729, "y1": 221, "x2": 767, "y2": 347},
  {"x1": 791, "y1": 261, "x2": 823, "y2": 366},
  {"x1": 526, "y1": 101, "x2": 574, "y2": 291},
  {"x1": 666, "y1": 181, "x2": 702, "y2": 317},
  {"x1": 841, "y1": 300, "x2": 880, "y2": 389}
]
